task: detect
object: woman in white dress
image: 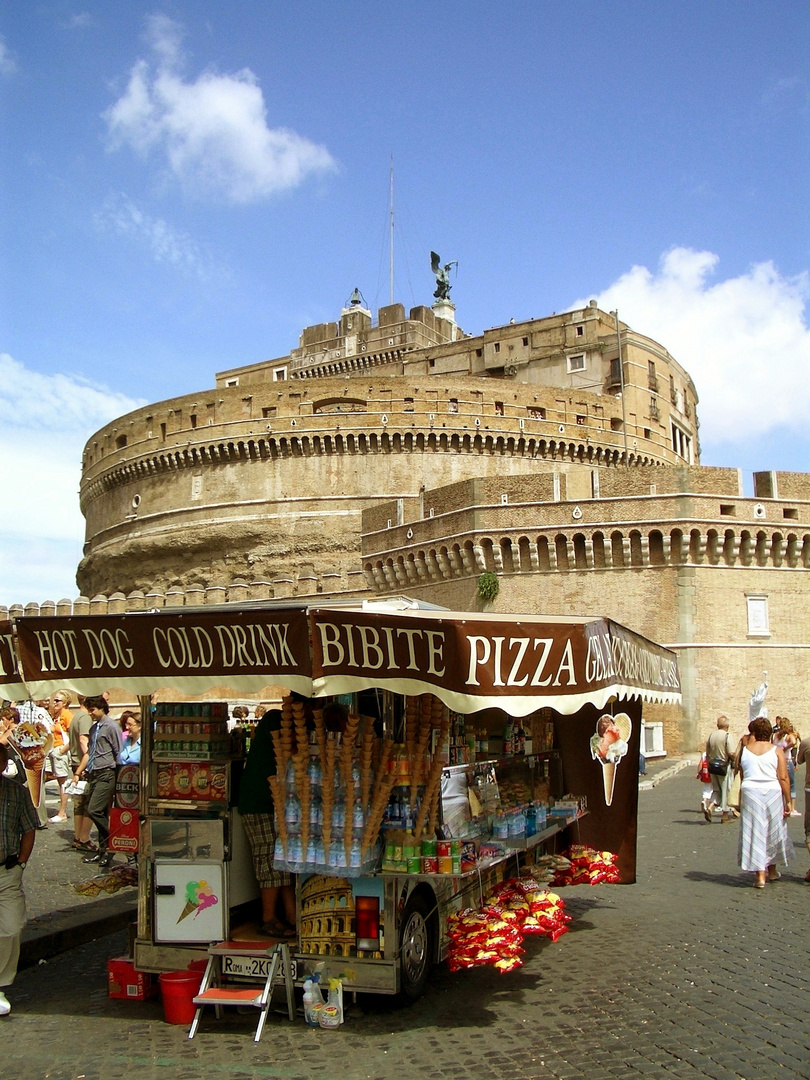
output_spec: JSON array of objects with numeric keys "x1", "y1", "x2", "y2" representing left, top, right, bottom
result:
[{"x1": 738, "y1": 716, "x2": 793, "y2": 887}]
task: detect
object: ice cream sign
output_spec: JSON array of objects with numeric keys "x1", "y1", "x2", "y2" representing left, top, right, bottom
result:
[
  {"x1": 177, "y1": 880, "x2": 218, "y2": 923},
  {"x1": 590, "y1": 713, "x2": 632, "y2": 806}
]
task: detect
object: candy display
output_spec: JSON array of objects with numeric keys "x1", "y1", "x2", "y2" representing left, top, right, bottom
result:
[
  {"x1": 446, "y1": 874, "x2": 571, "y2": 973},
  {"x1": 551, "y1": 844, "x2": 621, "y2": 886}
]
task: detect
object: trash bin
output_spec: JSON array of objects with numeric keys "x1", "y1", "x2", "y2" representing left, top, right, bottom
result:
[{"x1": 159, "y1": 970, "x2": 203, "y2": 1025}]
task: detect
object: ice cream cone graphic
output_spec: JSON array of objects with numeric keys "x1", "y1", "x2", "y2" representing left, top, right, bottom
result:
[
  {"x1": 10, "y1": 720, "x2": 53, "y2": 808},
  {"x1": 176, "y1": 880, "x2": 217, "y2": 923},
  {"x1": 24, "y1": 759, "x2": 47, "y2": 806},
  {"x1": 601, "y1": 761, "x2": 617, "y2": 806},
  {"x1": 590, "y1": 713, "x2": 632, "y2": 807},
  {"x1": 177, "y1": 900, "x2": 198, "y2": 923}
]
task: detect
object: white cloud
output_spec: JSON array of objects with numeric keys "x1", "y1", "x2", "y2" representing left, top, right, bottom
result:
[
  {"x1": 103, "y1": 14, "x2": 336, "y2": 203},
  {"x1": 572, "y1": 248, "x2": 810, "y2": 448},
  {"x1": 93, "y1": 192, "x2": 222, "y2": 280},
  {"x1": 0, "y1": 36, "x2": 16, "y2": 76},
  {"x1": 0, "y1": 355, "x2": 145, "y2": 606}
]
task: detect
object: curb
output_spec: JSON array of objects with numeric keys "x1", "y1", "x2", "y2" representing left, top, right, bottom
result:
[
  {"x1": 638, "y1": 757, "x2": 694, "y2": 791},
  {"x1": 20, "y1": 893, "x2": 136, "y2": 972}
]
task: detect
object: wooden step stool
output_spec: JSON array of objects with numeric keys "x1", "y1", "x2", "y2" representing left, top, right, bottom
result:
[{"x1": 188, "y1": 940, "x2": 296, "y2": 1042}]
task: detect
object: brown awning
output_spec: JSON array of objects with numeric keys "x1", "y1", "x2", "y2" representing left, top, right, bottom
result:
[
  {"x1": 8, "y1": 603, "x2": 679, "y2": 714},
  {"x1": 310, "y1": 607, "x2": 680, "y2": 715},
  {"x1": 0, "y1": 621, "x2": 29, "y2": 701}
]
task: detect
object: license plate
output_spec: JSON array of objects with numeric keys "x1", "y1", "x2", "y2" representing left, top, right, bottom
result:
[{"x1": 221, "y1": 954, "x2": 297, "y2": 981}]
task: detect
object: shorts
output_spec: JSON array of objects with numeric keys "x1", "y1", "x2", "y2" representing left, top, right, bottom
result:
[
  {"x1": 48, "y1": 749, "x2": 71, "y2": 780},
  {"x1": 240, "y1": 812, "x2": 291, "y2": 889}
]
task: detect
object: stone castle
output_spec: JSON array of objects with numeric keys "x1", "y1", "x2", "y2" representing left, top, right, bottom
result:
[{"x1": 5, "y1": 291, "x2": 808, "y2": 754}]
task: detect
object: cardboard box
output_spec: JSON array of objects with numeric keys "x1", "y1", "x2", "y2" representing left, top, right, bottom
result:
[{"x1": 107, "y1": 956, "x2": 157, "y2": 1000}]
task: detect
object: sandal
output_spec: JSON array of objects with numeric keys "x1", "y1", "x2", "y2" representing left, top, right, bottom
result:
[{"x1": 259, "y1": 919, "x2": 296, "y2": 938}]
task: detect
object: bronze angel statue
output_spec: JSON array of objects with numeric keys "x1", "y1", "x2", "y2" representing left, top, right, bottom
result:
[{"x1": 431, "y1": 251, "x2": 457, "y2": 301}]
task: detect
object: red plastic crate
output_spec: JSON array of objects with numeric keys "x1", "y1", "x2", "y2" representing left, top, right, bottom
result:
[{"x1": 107, "y1": 956, "x2": 157, "y2": 1000}]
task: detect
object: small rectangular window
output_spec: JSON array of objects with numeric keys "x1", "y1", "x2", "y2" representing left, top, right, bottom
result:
[
  {"x1": 160, "y1": 423, "x2": 166, "y2": 439},
  {"x1": 720, "y1": 504, "x2": 736, "y2": 516},
  {"x1": 273, "y1": 367, "x2": 287, "y2": 382},
  {"x1": 494, "y1": 342, "x2": 501, "y2": 353},
  {"x1": 746, "y1": 595, "x2": 770, "y2": 637},
  {"x1": 610, "y1": 417, "x2": 623, "y2": 431},
  {"x1": 190, "y1": 414, "x2": 197, "y2": 429},
  {"x1": 262, "y1": 407, "x2": 277, "y2": 418},
  {"x1": 522, "y1": 337, "x2": 529, "y2": 346},
  {"x1": 225, "y1": 378, "x2": 238, "y2": 387},
  {"x1": 783, "y1": 508, "x2": 798, "y2": 519},
  {"x1": 494, "y1": 401, "x2": 504, "y2": 416},
  {"x1": 448, "y1": 399, "x2": 458, "y2": 413},
  {"x1": 527, "y1": 406, "x2": 546, "y2": 420},
  {"x1": 475, "y1": 348, "x2": 483, "y2": 357},
  {"x1": 576, "y1": 414, "x2": 586, "y2": 426},
  {"x1": 576, "y1": 326, "x2": 584, "y2": 337},
  {"x1": 567, "y1": 354, "x2": 586, "y2": 372},
  {"x1": 404, "y1": 397, "x2": 414, "y2": 412}
]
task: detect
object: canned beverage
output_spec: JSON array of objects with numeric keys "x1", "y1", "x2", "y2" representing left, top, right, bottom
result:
[
  {"x1": 407, "y1": 857, "x2": 421, "y2": 874},
  {"x1": 421, "y1": 838, "x2": 437, "y2": 858},
  {"x1": 451, "y1": 856, "x2": 461, "y2": 874},
  {"x1": 421, "y1": 856, "x2": 438, "y2": 874},
  {"x1": 437, "y1": 840, "x2": 452, "y2": 858},
  {"x1": 438, "y1": 856, "x2": 453, "y2": 874}
]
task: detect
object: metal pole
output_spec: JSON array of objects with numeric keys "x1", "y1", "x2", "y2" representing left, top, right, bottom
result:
[{"x1": 612, "y1": 310, "x2": 629, "y2": 463}]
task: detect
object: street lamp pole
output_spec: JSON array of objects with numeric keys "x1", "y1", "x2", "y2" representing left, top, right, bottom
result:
[{"x1": 611, "y1": 309, "x2": 629, "y2": 463}]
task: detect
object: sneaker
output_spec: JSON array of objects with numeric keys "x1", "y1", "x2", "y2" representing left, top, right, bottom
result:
[
  {"x1": 789, "y1": 810, "x2": 801, "y2": 816},
  {"x1": 0, "y1": 990, "x2": 10, "y2": 1016},
  {"x1": 48, "y1": 814, "x2": 68, "y2": 824}
]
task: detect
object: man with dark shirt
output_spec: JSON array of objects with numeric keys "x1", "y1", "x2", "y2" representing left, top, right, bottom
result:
[{"x1": 75, "y1": 696, "x2": 122, "y2": 869}]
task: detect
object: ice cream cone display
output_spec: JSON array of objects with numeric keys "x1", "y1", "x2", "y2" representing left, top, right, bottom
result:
[
  {"x1": 10, "y1": 720, "x2": 53, "y2": 807},
  {"x1": 359, "y1": 727, "x2": 375, "y2": 813},
  {"x1": 361, "y1": 767, "x2": 397, "y2": 861},
  {"x1": 589, "y1": 712, "x2": 632, "y2": 807},
  {"x1": 269, "y1": 775, "x2": 288, "y2": 859}
]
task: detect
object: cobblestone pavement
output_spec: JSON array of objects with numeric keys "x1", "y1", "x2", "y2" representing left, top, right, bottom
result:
[{"x1": 5, "y1": 767, "x2": 809, "y2": 1080}]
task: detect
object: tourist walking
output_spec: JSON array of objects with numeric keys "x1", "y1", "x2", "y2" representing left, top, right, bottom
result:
[
  {"x1": 737, "y1": 716, "x2": 793, "y2": 887},
  {"x1": 704, "y1": 715, "x2": 734, "y2": 823},
  {"x1": 796, "y1": 730, "x2": 810, "y2": 883},
  {"x1": 75, "y1": 696, "x2": 122, "y2": 869}
]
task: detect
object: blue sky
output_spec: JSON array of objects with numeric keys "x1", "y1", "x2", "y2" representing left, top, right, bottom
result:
[{"x1": 1, "y1": 1, "x2": 809, "y2": 605}]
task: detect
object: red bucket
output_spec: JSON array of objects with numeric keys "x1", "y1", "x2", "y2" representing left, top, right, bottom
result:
[{"x1": 159, "y1": 970, "x2": 203, "y2": 1025}]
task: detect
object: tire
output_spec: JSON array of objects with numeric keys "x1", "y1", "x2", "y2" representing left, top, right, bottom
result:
[{"x1": 398, "y1": 890, "x2": 436, "y2": 1002}]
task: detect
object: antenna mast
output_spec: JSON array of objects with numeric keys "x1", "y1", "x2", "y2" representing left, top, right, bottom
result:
[{"x1": 389, "y1": 158, "x2": 394, "y2": 305}]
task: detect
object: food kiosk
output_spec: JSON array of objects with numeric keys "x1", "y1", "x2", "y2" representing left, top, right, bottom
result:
[{"x1": 2, "y1": 599, "x2": 680, "y2": 1000}]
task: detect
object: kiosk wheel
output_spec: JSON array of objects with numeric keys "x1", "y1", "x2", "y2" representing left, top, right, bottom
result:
[{"x1": 398, "y1": 891, "x2": 436, "y2": 1002}]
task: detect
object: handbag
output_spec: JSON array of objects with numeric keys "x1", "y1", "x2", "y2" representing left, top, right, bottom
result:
[
  {"x1": 697, "y1": 755, "x2": 711, "y2": 784},
  {"x1": 727, "y1": 770, "x2": 742, "y2": 809},
  {"x1": 707, "y1": 757, "x2": 728, "y2": 776}
]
